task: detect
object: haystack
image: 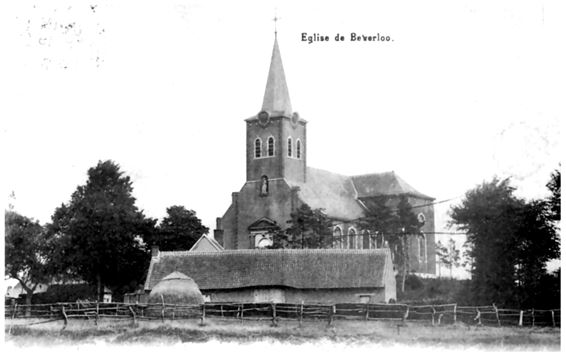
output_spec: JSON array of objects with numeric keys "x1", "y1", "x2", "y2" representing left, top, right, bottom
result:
[{"x1": 148, "y1": 271, "x2": 204, "y2": 305}]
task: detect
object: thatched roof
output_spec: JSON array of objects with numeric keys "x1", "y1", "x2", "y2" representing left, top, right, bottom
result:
[
  {"x1": 148, "y1": 271, "x2": 204, "y2": 305},
  {"x1": 145, "y1": 249, "x2": 394, "y2": 291}
]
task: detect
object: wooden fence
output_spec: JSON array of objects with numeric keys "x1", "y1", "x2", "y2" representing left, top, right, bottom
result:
[{"x1": 4, "y1": 301, "x2": 560, "y2": 329}]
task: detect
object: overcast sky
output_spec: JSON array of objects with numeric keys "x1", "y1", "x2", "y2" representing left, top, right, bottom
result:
[{"x1": 2, "y1": 0, "x2": 563, "y2": 279}]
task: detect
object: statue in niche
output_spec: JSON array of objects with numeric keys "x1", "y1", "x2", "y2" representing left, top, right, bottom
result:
[{"x1": 260, "y1": 175, "x2": 269, "y2": 195}]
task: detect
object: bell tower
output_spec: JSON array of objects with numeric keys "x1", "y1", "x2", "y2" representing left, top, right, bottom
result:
[{"x1": 245, "y1": 34, "x2": 307, "y2": 184}]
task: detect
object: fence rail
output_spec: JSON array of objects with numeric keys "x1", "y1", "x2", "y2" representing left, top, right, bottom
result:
[{"x1": 5, "y1": 301, "x2": 560, "y2": 329}]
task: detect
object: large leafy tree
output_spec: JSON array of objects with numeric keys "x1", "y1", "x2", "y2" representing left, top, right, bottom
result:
[
  {"x1": 5, "y1": 211, "x2": 50, "y2": 309},
  {"x1": 450, "y1": 176, "x2": 560, "y2": 307},
  {"x1": 149, "y1": 205, "x2": 209, "y2": 251},
  {"x1": 271, "y1": 203, "x2": 333, "y2": 249},
  {"x1": 359, "y1": 195, "x2": 421, "y2": 292},
  {"x1": 47, "y1": 160, "x2": 156, "y2": 300}
]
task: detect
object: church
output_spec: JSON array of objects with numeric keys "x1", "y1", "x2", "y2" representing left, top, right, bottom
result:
[{"x1": 214, "y1": 34, "x2": 436, "y2": 276}]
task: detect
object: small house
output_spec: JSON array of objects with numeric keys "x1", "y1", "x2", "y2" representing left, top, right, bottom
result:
[{"x1": 145, "y1": 248, "x2": 396, "y2": 304}]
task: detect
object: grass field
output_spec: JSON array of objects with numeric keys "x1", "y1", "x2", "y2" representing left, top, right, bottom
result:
[{"x1": 4, "y1": 317, "x2": 560, "y2": 351}]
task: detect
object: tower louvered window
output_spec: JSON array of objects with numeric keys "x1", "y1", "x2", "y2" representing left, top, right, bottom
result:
[
  {"x1": 296, "y1": 139, "x2": 302, "y2": 159},
  {"x1": 255, "y1": 138, "x2": 262, "y2": 158},
  {"x1": 287, "y1": 137, "x2": 292, "y2": 157},
  {"x1": 268, "y1": 137, "x2": 275, "y2": 156}
]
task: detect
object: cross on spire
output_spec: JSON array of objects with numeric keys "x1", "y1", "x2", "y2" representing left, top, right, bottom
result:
[{"x1": 273, "y1": 12, "x2": 279, "y2": 37}]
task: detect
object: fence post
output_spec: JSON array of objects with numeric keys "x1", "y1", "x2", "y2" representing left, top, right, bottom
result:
[
  {"x1": 200, "y1": 303, "x2": 206, "y2": 326},
  {"x1": 299, "y1": 302, "x2": 304, "y2": 327},
  {"x1": 129, "y1": 305, "x2": 137, "y2": 326},
  {"x1": 220, "y1": 304, "x2": 224, "y2": 318},
  {"x1": 531, "y1": 308, "x2": 535, "y2": 328},
  {"x1": 474, "y1": 308, "x2": 482, "y2": 326},
  {"x1": 327, "y1": 305, "x2": 335, "y2": 327},
  {"x1": 8, "y1": 303, "x2": 18, "y2": 335},
  {"x1": 431, "y1": 306, "x2": 436, "y2": 326},
  {"x1": 402, "y1": 305, "x2": 409, "y2": 323},
  {"x1": 519, "y1": 310, "x2": 523, "y2": 326},
  {"x1": 365, "y1": 303, "x2": 370, "y2": 321},
  {"x1": 551, "y1": 310, "x2": 556, "y2": 327},
  {"x1": 493, "y1": 304, "x2": 501, "y2": 327},
  {"x1": 160, "y1": 295, "x2": 165, "y2": 323},
  {"x1": 453, "y1": 304, "x2": 457, "y2": 324},
  {"x1": 61, "y1": 306, "x2": 68, "y2": 331},
  {"x1": 95, "y1": 301, "x2": 99, "y2": 326},
  {"x1": 240, "y1": 304, "x2": 244, "y2": 323},
  {"x1": 271, "y1": 303, "x2": 277, "y2": 327}
]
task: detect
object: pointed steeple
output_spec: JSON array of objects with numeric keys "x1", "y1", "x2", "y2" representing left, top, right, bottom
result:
[{"x1": 261, "y1": 36, "x2": 292, "y2": 117}]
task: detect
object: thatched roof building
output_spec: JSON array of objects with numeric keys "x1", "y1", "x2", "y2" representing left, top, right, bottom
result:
[
  {"x1": 148, "y1": 271, "x2": 204, "y2": 305},
  {"x1": 145, "y1": 249, "x2": 396, "y2": 304}
]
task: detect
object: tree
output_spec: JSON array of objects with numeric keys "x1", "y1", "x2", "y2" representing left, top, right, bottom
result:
[
  {"x1": 271, "y1": 203, "x2": 333, "y2": 249},
  {"x1": 150, "y1": 205, "x2": 209, "y2": 251},
  {"x1": 546, "y1": 168, "x2": 560, "y2": 222},
  {"x1": 47, "y1": 160, "x2": 155, "y2": 301},
  {"x1": 5, "y1": 211, "x2": 50, "y2": 311},
  {"x1": 359, "y1": 195, "x2": 421, "y2": 292},
  {"x1": 450, "y1": 177, "x2": 559, "y2": 307},
  {"x1": 435, "y1": 238, "x2": 461, "y2": 279}
]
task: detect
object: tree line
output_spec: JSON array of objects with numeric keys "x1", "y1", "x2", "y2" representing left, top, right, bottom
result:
[
  {"x1": 6, "y1": 160, "x2": 561, "y2": 309},
  {"x1": 6, "y1": 160, "x2": 208, "y2": 305}
]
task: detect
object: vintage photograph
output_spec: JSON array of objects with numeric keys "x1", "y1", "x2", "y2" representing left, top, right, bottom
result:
[{"x1": 2, "y1": 0, "x2": 562, "y2": 352}]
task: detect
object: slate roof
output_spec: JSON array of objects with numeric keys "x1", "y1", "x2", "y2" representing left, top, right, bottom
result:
[
  {"x1": 287, "y1": 168, "x2": 433, "y2": 221},
  {"x1": 145, "y1": 249, "x2": 393, "y2": 291},
  {"x1": 261, "y1": 37, "x2": 292, "y2": 117},
  {"x1": 289, "y1": 167, "x2": 365, "y2": 221},
  {"x1": 351, "y1": 172, "x2": 434, "y2": 200}
]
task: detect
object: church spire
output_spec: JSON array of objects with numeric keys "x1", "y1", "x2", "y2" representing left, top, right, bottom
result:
[{"x1": 261, "y1": 35, "x2": 292, "y2": 117}]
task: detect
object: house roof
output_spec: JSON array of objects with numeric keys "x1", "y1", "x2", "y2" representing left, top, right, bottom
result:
[
  {"x1": 351, "y1": 171, "x2": 434, "y2": 200},
  {"x1": 288, "y1": 167, "x2": 365, "y2": 221},
  {"x1": 145, "y1": 249, "x2": 393, "y2": 291},
  {"x1": 261, "y1": 36, "x2": 292, "y2": 118},
  {"x1": 189, "y1": 234, "x2": 224, "y2": 252}
]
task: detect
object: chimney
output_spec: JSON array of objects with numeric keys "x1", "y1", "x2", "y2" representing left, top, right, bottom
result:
[{"x1": 151, "y1": 245, "x2": 159, "y2": 258}]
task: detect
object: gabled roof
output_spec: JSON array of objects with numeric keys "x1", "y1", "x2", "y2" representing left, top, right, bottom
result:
[
  {"x1": 189, "y1": 234, "x2": 224, "y2": 252},
  {"x1": 288, "y1": 167, "x2": 365, "y2": 221},
  {"x1": 261, "y1": 37, "x2": 292, "y2": 117},
  {"x1": 351, "y1": 172, "x2": 434, "y2": 200},
  {"x1": 145, "y1": 249, "x2": 393, "y2": 291},
  {"x1": 286, "y1": 168, "x2": 434, "y2": 221},
  {"x1": 248, "y1": 217, "x2": 279, "y2": 231}
]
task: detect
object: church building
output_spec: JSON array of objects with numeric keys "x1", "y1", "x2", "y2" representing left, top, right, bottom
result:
[{"x1": 214, "y1": 35, "x2": 436, "y2": 275}]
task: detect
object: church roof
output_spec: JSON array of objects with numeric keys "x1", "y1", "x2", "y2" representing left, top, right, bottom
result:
[
  {"x1": 351, "y1": 172, "x2": 434, "y2": 200},
  {"x1": 288, "y1": 167, "x2": 365, "y2": 221},
  {"x1": 287, "y1": 168, "x2": 434, "y2": 221},
  {"x1": 261, "y1": 37, "x2": 292, "y2": 117},
  {"x1": 144, "y1": 249, "x2": 393, "y2": 291}
]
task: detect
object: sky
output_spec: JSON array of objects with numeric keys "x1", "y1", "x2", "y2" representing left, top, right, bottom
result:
[{"x1": 2, "y1": 0, "x2": 563, "y2": 280}]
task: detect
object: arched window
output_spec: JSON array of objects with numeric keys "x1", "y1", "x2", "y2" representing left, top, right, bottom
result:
[
  {"x1": 333, "y1": 226, "x2": 342, "y2": 248},
  {"x1": 296, "y1": 139, "x2": 302, "y2": 159},
  {"x1": 362, "y1": 230, "x2": 370, "y2": 249},
  {"x1": 254, "y1": 138, "x2": 262, "y2": 158},
  {"x1": 287, "y1": 137, "x2": 293, "y2": 157},
  {"x1": 267, "y1": 136, "x2": 275, "y2": 157},
  {"x1": 348, "y1": 227, "x2": 356, "y2": 249},
  {"x1": 419, "y1": 233, "x2": 427, "y2": 262}
]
